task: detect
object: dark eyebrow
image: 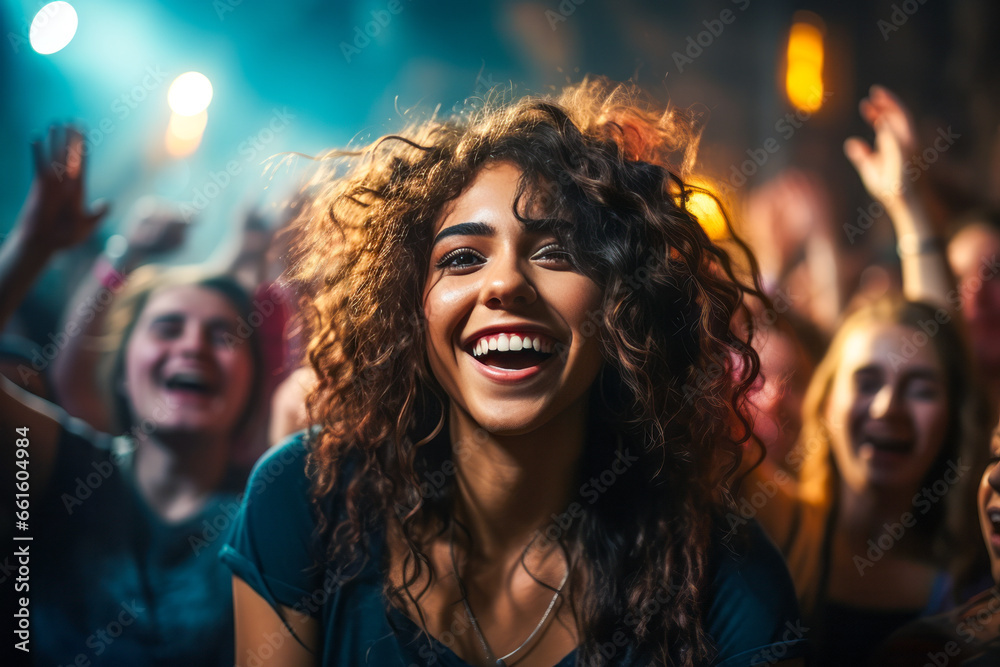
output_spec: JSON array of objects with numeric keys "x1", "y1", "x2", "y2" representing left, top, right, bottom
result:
[
  {"x1": 206, "y1": 317, "x2": 239, "y2": 330},
  {"x1": 901, "y1": 367, "x2": 941, "y2": 382},
  {"x1": 150, "y1": 314, "x2": 184, "y2": 325},
  {"x1": 433, "y1": 221, "x2": 494, "y2": 246},
  {"x1": 149, "y1": 314, "x2": 237, "y2": 329}
]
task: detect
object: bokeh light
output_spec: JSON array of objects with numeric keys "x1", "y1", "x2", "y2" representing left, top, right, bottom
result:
[
  {"x1": 785, "y1": 14, "x2": 825, "y2": 113},
  {"x1": 685, "y1": 178, "x2": 730, "y2": 241},
  {"x1": 165, "y1": 110, "x2": 209, "y2": 156},
  {"x1": 167, "y1": 72, "x2": 214, "y2": 116},
  {"x1": 29, "y1": 2, "x2": 79, "y2": 55}
]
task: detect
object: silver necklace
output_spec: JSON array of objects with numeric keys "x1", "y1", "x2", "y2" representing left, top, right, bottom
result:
[{"x1": 448, "y1": 524, "x2": 569, "y2": 667}]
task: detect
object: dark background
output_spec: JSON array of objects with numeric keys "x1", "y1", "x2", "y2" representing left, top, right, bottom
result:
[{"x1": 2, "y1": 0, "x2": 998, "y2": 335}]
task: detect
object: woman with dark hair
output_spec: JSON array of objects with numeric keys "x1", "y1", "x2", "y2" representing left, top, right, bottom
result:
[
  {"x1": 0, "y1": 126, "x2": 264, "y2": 665},
  {"x1": 222, "y1": 79, "x2": 805, "y2": 666}
]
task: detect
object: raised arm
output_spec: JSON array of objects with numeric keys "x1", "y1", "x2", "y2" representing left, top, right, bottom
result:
[
  {"x1": 844, "y1": 85, "x2": 954, "y2": 309},
  {"x1": 0, "y1": 125, "x2": 109, "y2": 494}
]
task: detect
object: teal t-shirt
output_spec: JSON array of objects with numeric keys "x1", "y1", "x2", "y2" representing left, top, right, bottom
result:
[
  {"x1": 31, "y1": 417, "x2": 240, "y2": 666},
  {"x1": 221, "y1": 435, "x2": 807, "y2": 666}
]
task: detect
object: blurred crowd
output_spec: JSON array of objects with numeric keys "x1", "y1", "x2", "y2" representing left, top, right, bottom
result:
[{"x1": 3, "y1": 83, "x2": 1000, "y2": 666}]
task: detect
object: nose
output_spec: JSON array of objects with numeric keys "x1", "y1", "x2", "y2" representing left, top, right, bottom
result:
[
  {"x1": 868, "y1": 383, "x2": 903, "y2": 420},
  {"x1": 989, "y1": 460, "x2": 1000, "y2": 492},
  {"x1": 176, "y1": 323, "x2": 213, "y2": 358},
  {"x1": 482, "y1": 253, "x2": 536, "y2": 309}
]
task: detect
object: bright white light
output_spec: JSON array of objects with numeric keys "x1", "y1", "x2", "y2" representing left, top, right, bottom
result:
[
  {"x1": 30, "y1": 2, "x2": 78, "y2": 55},
  {"x1": 167, "y1": 72, "x2": 214, "y2": 116},
  {"x1": 165, "y1": 110, "x2": 209, "y2": 157}
]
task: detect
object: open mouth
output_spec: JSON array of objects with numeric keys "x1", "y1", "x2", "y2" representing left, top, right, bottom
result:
[
  {"x1": 861, "y1": 435, "x2": 913, "y2": 456},
  {"x1": 469, "y1": 333, "x2": 556, "y2": 370},
  {"x1": 163, "y1": 371, "x2": 215, "y2": 396},
  {"x1": 987, "y1": 508, "x2": 1000, "y2": 534}
]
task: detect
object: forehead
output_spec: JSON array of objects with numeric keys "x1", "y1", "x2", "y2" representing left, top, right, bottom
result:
[
  {"x1": 433, "y1": 162, "x2": 526, "y2": 235},
  {"x1": 838, "y1": 322, "x2": 944, "y2": 375},
  {"x1": 139, "y1": 284, "x2": 241, "y2": 322}
]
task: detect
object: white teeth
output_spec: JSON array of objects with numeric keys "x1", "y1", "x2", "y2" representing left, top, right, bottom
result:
[{"x1": 470, "y1": 333, "x2": 555, "y2": 357}]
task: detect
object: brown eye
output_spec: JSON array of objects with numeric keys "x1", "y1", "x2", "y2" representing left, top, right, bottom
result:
[
  {"x1": 435, "y1": 249, "x2": 485, "y2": 270},
  {"x1": 150, "y1": 320, "x2": 183, "y2": 339},
  {"x1": 855, "y1": 373, "x2": 881, "y2": 396},
  {"x1": 906, "y1": 380, "x2": 941, "y2": 400}
]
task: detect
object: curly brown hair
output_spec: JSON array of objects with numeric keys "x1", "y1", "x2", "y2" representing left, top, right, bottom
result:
[{"x1": 291, "y1": 77, "x2": 765, "y2": 666}]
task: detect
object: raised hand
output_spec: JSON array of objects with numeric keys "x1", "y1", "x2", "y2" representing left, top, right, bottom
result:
[
  {"x1": 843, "y1": 85, "x2": 918, "y2": 208},
  {"x1": 744, "y1": 169, "x2": 832, "y2": 282},
  {"x1": 844, "y1": 85, "x2": 953, "y2": 310},
  {"x1": 19, "y1": 124, "x2": 110, "y2": 252},
  {"x1": 126, "y1": 200, "x2": 190, "y2": 250}
]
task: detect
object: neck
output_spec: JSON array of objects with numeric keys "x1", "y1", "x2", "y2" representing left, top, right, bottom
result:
[
  {"x1": 133, "y1": 431, "x2": 231, "y2": 521},
  {"x1": 448, "y1": 401, "x2": 587, "y2": 560},
  {"x1": 836, "y1": 481, "x2": 926, "y2": 552}
]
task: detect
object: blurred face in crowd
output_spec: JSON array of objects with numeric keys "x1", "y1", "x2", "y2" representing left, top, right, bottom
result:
[
  {"x1": 824, "y1": 323, "x2": 950, "y2": 495},
  {"x1": 747, "y1": 328, "x2": 811, "y2": 467},
  {"x1": 949, "y1": 224, "x2": 1000, "y2": 370},
  {"x1": 124, "y1": 285, "x2": 254, "y2": 442},
  {"x1": 978, "y1": 423, "x2": 1000, "y2": 582},
  {"x1": 422, "y1": 162, "x2": 604, "y2": 437}
]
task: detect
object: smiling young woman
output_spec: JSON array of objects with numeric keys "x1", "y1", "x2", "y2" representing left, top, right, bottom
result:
[{"x1": 221, "y1": 78, "x2": 807, "y2": 666}]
